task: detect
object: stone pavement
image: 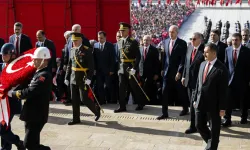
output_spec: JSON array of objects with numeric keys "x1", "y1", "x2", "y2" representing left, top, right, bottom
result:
[{"x1": 7, "y1": 102, "x2": 250, "y2": 150}]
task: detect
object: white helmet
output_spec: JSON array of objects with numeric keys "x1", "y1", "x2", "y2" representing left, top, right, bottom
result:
[{"x1": 33, "y1": 47, "x2": 51, "y2": 59}]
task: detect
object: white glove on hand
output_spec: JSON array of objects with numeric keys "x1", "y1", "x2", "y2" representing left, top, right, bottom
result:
[
  {"x1": 85, "y1": 79, "x2": 91, "y2": 85},
  {"x1": 7, "y1": 90, "x2": 13, "y2": 97},
  {"x1": 129, "y1": 68, "x2": 136, "y2": 75},
  {"x1": 64, "y1": 80, "x2": 69, "y2": 86}
]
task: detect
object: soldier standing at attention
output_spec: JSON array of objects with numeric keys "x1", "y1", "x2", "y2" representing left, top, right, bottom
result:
[
  {"x1": 114, "y1": 22, "x2": 146, "y2": 113},
  {"x1": 65, "y1": 33, "x2": 100, "y2": 125}
]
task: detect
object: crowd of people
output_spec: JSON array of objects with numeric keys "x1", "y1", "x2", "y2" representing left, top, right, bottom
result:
[{"x1": 131, "y1": 2, "x2": 195, "y2": 46}]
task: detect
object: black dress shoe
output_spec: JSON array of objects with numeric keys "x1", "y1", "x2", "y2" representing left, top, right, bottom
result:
[
  {"x1": 114, "y1": 108, "x2": 127, "y2": 113},
  {"x1": 39, "y1": 145, "x2": 51, "y2": 150},
  {"x1": 16, "y1": 140, "x2": 25, "y2": 150},
  {"x1": 185, "y1": 127, "x2": 197, "y2": 134},
  {"x1": 95, "y1": 108, "x2": 101, "y2": 121},
  {"x1": 179, "y1": 109, "x2": 189, "y2": 116},
  {"x1": 68, "y1": 120, "x2": 81, "y2": 125},
  {"x1": 135, "y1": 105, "x2": 144, "y2": 111},
  {"x1": 240, "y1": 118, "x2": 248, "y2": 124},
  {"x1": 221, "y1": 119, "x2": 232, "y2": 127},
  {"x1": 156, "y1": 115, "x2": 169, "y2": 120}
]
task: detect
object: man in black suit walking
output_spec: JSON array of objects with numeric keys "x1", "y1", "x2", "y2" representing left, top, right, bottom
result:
[
  {"x1": 194, "y1": 43, "x2": 228, "y2": 150},
  {"x1": 139, "y1": 35, "x2": 160, "y2": 105},
  {"x1": 210, "y1": 29, "x2": 227, "y2": 63},
  {"x1": 222, "y1": 33, "x2": 250, "y2": 126},
  {"x1": 9, "y1": 22, "x2": 33, "y2": 56},
  {"x1": 93, "y1": 31, "x2": 116, "y2": 104},
  {"x1": 181, "y1": 32, "x2": 205, "y2": 134},
  {"x1": 157, "y1": 25, "x2": 189, "y2": 120}
]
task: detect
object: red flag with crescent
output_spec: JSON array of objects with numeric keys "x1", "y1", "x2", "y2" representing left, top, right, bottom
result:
[{"x1": 0, "y1": 48, "x2": 36, "y2": 126}]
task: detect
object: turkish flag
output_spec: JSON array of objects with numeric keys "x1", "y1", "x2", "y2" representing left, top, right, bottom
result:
[{"x1": 0, "y1": 48, "x2": 36, "y2": 126}]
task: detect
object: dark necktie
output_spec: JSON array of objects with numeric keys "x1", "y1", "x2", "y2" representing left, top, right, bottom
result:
[
  {"x1": 16, "y1": 36, "x2": 19, "y2": 56},
  {"x1": 144, "y1": 47, "x2": 147, "y2": 60},
  {"x1": 203, "y1": 62, "x2": 211, "y2": 83}
]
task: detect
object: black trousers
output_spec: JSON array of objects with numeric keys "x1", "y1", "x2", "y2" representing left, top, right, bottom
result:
[
  {"x1": 225, "y1": 86, "x2": 248, "y2": 120},
  {"x1": 119, "y1": 70, "x2": 146, "y2": 109},
  {"x1": 24, "y1": 121, "x2": 46, "y2": 150},
  {"x1": 195, "y1": 110, "x2": 221, "y2": 150},
  {"x1": 96, "y1": 72, "x2": 116, "y2": 104},
  {"x1": 188, "y1": 87, "x2": 196, "y2": 128},
  {"x1": 0, "y1": 114, "x2": 20, "y2": 150},
  {"x1": 162, "y1": 78, "x2": 189, "y2": 116},
  {"x1": 141, "y1": 76, "x2": 157, "y2": 105},
  {"x1": 71, "y1": 84, "x2": 98, "y2": 121}
]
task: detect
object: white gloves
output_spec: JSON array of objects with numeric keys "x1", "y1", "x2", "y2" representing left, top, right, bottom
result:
[
  {"x1": 85, "y1": 79, "x2": 91, "y2": 85},
  {"x1": 129, "y1": 68, "x2": 136, "y2": 75},
  {"x1": 64, "y1": 80, "x2": 69, "y2": 86},
  {"x1": 7, "y1": 90, "x2": 13, "y2": 97}
]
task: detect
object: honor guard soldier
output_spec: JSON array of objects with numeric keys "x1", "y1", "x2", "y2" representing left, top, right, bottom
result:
[
  {"x1": 8, "y1": 47, "x2": 52, "y2": 150},
  {"x1": 65, "y1": 32, "x2": 100, "y2": 125},
  {"x1": 114, "y1": 22, "x2": 146, "y2": 113}
]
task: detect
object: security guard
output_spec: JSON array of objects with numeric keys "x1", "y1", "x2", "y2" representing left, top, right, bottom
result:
[
  {"x1": 65, "y1": 32, "x2": 100, "y2": 125},
  {"x1": 8, "y1": 47, "x2": 52, "y2": 150},
  {"x1": 0, "y1": 43, "x2": 25, "y2": 150},
  {"x1": 114, "y1": 22, "x2": 146, "y2": 113}
]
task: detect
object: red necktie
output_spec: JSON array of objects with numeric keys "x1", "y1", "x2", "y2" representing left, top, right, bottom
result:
[
  {"x1": 233, "y1": 49, "x2": 237, "y2": 66},
  {"x1": 15, "y1": 36, "x2": 19, "y2": 56},
  {"x1": 191, "y1": 48, "x2": 197, "y2": 62},
  {"x1": 144, "y1": 47, "x2": 147, "y2": 60},
  {"x1": 203, "y1": 62, "x2": 211, "y2": 83},
  {"x1": 169, "y1": 40, "x2": 174, "y2": 55}
]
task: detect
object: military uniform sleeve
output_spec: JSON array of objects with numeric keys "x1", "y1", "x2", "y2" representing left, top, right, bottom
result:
[
  {"x1": 65, "y1": 55, "x2": 72, "y2": 81},
  {"x1": 86, "y1": 48, "x2": 94, "y2": 80},
  {"x1": 12, "y1": 72, "x2": 51, "y2": 100}
]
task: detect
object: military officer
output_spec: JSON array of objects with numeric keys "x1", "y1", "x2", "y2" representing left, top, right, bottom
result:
[
  {"x1": 8, "y1": 47, "x2": 52, "y2": 150},
  {"x1": 65, "y1": 32, "x2": 100, "y2": 125},
  {"x1": 114, "y1": 22, "x2": 146, "y2": 113}
]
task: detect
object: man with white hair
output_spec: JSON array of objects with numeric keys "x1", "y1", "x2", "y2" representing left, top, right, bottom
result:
[{"x1": 157, "y1": 25, "x2": 188, "y2": 120}]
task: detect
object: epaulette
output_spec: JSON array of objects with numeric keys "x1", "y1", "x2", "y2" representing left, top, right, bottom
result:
[
  {"x1": 84, "y1": 45, "x2": 89, "y2": 49},
  {"x1": 130, "y1": 37, "x2": 134, "y2": 41}
]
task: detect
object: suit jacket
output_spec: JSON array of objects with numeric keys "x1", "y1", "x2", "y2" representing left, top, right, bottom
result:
[
  {"x1": 12, "y1": 67, "x2": 52, "y2": 123},
  {"x1": 35, "y1": 39, "x2": 57, "y2": 73},
  {"x1": 162, "y1": 38, "x2": 187, "y2": 80},
  {"x1": 0, "y1": 38, "x2": 5, "y2": 64},
  {"x1": 65, "y1": 45, "x2": 94, "y2": 86},
  {"x1": 139, "y1": 45, "x2": 160, "y2": 78},
  {"x1": 183, "y1": 44, "x2": 205, "y2": 89},
  {"x1": 194, "y1": 59, "x2": 228, "y2": 112},
  {"x1": 216, "y1": 41, "x2": 227, "y2": 63},
  {"x1": 225, "y1": 46, "x2": 250, "y2": 91},
  {"x1": 242, "y1": 41, "x2": 250, "y2": 49},
  {"x1": 93, "y1": 42, "x2": 116, "y2": 75},
  {"x1": 9, "y1": 34, "x2": 32, "y2": 54},
  {"x1": 64, "y1": 35, "x2": 91, "y2": 66}
]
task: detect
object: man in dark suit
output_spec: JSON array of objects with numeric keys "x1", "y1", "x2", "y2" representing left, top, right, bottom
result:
[
  {"x1": 157, "y1": 25, "x2": 189, "y2": 120},
  {"x1": 93, "y1": 31, "x2": 116, "y2": 104},
  {"x1": 35, "y1": 30, "x2": 57, "y2": 74},
  {"x1": 181, "y1": 32, "x2": 205, "y2": 134},
  {"x1": 193, "y1": 43, "x2": 228, "y2": 150},
  {"x1": 222, "y1": 33, "x2": 250, "y2": 126},
  {"x1": 9, "y1": 22, "x2": 32, "y2": 56},
  {"x1": 139, "y1": 35, "x2": 160, "y2": 105},
  {"x1": 210, "y1": 29, "x2": 227, "y2": 63}
]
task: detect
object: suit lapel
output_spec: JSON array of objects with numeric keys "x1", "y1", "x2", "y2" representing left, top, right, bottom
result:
[
  {"x1": 145, "y1": 45, "x2": 152, "y2": 61},
  {"x1": 236, "y1": 46, "x2": 244, "y2": 67},
  {"x1": 164, "y1": 38, "x2": 170, "y2": 56},
  {"x1": 171, "y1": 38, "x2": 178, "y2": 54},
  {"x1": 200, "y1": 61, "x2": 206, "y2": 84},
  {"x1": 205, "y1": 60, "x2": 218, "y2": 83}
]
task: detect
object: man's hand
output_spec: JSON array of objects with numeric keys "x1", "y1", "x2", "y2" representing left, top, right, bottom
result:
[
  {"x1": 85, "y1": 79, "x2": 91, "y2": 85},
  {"x1": 64, "y1": 80, "x2": 69, "y2": 86},
  {"x1": 181, "y1": 78, "x2": 185, "y2": 86},
  {"x1": 129, "y1": 69, "x2": 136, "y2": 75},
  {"x1": 109, "y1": 72, "x2": 114, "y2": 76},
  {"x1": 153, "y1": 75, "x2": 159, "y2": 81},
  {"x1": 220, "y1": 110, "x2": 225, "y2": 117},
  {"x1": 175, "y1": 72, "x2": 181, "y2": 81}
]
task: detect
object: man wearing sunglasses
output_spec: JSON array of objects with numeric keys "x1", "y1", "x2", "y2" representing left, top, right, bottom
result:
[{"x1": 182, "y1": 32, "x2": 205, "y2": 134}]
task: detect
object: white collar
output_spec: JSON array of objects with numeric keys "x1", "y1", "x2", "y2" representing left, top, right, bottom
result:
[
  {"x1": 233, "y1": 45, "x2": 241, "y2": 51},
  {"x1": 194, "y1": 43, "x2": 201, "y2": 50},
  {"x1": 213, "y1": 41, "x2": 219, "y2": 46},
  {"x1": 144, "y1": 45, "x2": 150, "y2": 49},
  {"x1": 100, "y1": 41, "x2": 106, "y2": 46},
  {"x1": 15, "y1": 34, "x2": 22, "y2": 38},
  {"x1": 208, "y1": 57, "x2": 217, "y2": 65}
]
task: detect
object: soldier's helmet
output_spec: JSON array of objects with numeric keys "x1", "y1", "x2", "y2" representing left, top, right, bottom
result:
[{"x1": 0, "y1": 43, "x2": 16, "y2": 55}]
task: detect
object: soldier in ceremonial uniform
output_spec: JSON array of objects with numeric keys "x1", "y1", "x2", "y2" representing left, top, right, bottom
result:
[
  {"x1": 64, "y1": 33, "x2": 100, "y2": 125},
  {"x1": 114, "y1": 22, "x2": 146, "y2": 113},
  {"x1": 8, "y1": 47, "x2": 52, "y2": 150}
]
